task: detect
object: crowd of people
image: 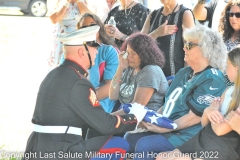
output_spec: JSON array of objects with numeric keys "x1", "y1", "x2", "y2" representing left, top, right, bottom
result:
[{"x1": 23, "y1": 0, "x2": 240, "y2": 160}]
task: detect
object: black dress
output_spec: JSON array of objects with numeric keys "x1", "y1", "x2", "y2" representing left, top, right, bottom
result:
[
  {"x1": 149, "y1": 5, "x2": 192, "y2": 77},
  {"x1": 178, "y1": 124, "x2": 240, "y2": 160},
  {"x1": 105, "y1": 3, "x2": 149, "y2": 48}
]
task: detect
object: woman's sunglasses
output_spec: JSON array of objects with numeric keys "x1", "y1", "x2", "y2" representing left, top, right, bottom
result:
[
  {"x1": 184, "y1": 41, "x2": 199, "y2": 50},
  {"x1": 79, "y1": 24, "x2": 97, "y2": 29},
  {"x1": 227, "y1": 11, "x2": 240, "y2": 18}
]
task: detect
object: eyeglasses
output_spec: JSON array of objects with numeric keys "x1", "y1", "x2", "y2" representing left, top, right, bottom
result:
[
  {"x1": 83, "y1": 40, "x2": 100, "y2": 48},
  {"x1": 79, "y1": 24, "x2": 97, "y2": 29},
  {"x1": 227, "y1": 11, "x2": 240, "y2": 18},
  {"x1": 184, "y1": 41, "x2": 199, "y2": 50}
]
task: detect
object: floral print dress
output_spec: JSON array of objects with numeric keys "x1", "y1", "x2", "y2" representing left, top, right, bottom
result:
[{"x1": 49, "y1": 0, "x2": 81, "y2": 67}]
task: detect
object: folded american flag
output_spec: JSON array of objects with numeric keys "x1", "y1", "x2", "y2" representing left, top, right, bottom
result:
[{"x1": 122, "y1": 103, "x2": 177, "y2": 129}]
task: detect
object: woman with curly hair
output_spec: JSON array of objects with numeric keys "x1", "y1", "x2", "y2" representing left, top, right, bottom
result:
[
  {"x1": 218, "y1": 0, "x2": 240, "y2": 86},
  {"x1": 109, "y1": 32, "x2": 168, "y2": 113},
  {"x1": 219, "y1": 0, "x2": 240, "y2": 52}
]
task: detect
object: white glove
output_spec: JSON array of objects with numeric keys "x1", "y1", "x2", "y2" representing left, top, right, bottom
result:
[
  {"x1": 127, "y1": 127, "x2": 148, "y2": 133},
  {"x1": 128, "y1": 103, "x2": 147, "y2": 123}
]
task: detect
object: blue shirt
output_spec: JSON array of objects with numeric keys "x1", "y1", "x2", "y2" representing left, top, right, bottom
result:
[{"x1": 89, "y1": 44, "x2": 119, "y2": 113}]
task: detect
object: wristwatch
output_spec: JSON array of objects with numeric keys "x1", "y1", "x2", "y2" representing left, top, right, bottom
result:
[{"x1": 198, "y1": 0, "x2": 206, "y2": 4}]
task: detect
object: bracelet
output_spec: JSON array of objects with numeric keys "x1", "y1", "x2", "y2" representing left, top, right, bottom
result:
[
  {"x1": 120, "y1": 35, "x2": 128, "y2": 41},
  {"x1": 113, "y1": 76, "x2": 122, "y2": 82},
  {"x1": 198, "y1": 0, "x2": 206, "y2": 4}
]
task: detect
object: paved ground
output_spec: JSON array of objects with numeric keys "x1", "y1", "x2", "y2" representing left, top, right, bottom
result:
[{"x1": 0, "y1": 13, "x2": 53, "y2": 156}]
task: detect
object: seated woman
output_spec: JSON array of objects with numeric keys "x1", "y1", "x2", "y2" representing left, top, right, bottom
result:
[
  {"x1": 76, "y1": 13, "x2": 119, "y2": 113},
  {"x1": 109, "y1": 32, "x2": 168, "y2": 113},
  {"x1": 157, "y1": 47, "x2": 240, "y2": 160},
  {"x1": 124, "y1": 25, "x2": 228, "y2": 159}
]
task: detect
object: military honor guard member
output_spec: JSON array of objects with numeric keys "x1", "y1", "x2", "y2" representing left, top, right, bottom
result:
[{"x1": 22, "y1": 25, "x2": 146, "y2": 160}]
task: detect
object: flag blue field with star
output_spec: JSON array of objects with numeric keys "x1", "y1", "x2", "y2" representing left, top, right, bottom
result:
[{"x1": 122, "y1": 103, "x2": 177, "y2": 129}]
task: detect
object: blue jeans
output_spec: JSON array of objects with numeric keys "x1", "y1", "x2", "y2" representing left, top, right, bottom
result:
[
  {"x1": 125, "y1": 133, "x2": 175, "y2": 160},
  {"x1": 124, "y1": 132, "x2": 155, "y2": 153}
]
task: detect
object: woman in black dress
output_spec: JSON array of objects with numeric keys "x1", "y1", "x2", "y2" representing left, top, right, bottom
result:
[
  {"x1": 104, "y1": 0, "x2": 149, "y2": 48},
  {"x1": 141, "y1": 0, "x2": 195, "y2": 77}
]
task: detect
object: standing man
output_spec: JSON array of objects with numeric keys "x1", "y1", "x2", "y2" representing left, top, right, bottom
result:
[
  {"x1": 23, "y1": 25, "x2": 146, "y2": 160},
  {"x1": 193, "y1": 0, "x2": 228, "y2": 30}
]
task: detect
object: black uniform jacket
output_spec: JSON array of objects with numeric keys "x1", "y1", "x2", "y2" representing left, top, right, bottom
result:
[{"x1": 23, "y1": 60, "x2": 137, "y2": 160}]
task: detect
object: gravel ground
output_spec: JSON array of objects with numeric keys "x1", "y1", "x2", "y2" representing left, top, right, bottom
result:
[{"x1": 0, "y1": 14, "x2": 52, "y2": 156}]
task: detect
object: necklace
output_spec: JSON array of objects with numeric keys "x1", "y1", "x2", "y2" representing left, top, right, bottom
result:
[
  {"x1": 163, "y1": 3, "x2": 178, "y2": 15},
  {"x1": 157, "y1": 3, "x2": 178, "y2": 27},
  {"x1": 124, "y1": 1, "x2": 134, "y2": 17}
]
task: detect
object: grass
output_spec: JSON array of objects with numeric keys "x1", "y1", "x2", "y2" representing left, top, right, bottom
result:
[{"x1": 0, "y1": 145, "x2": 22, "y2": 160}]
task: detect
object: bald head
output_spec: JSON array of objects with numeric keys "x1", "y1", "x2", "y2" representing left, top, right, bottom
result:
[
  {"x1": 63, "y1": 45, "x2": 98, "y2": 70},
  {"x1": 63, "y1": 45, "x2": 87, "y2": 67},
  {"x1": 63, "y1": 45, "x2": 84, "y2": 57}
]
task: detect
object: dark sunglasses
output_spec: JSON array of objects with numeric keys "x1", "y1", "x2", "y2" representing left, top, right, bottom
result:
[
  {"x1": 79, "y1": 24, "x2": 97, "y2": 29},
  {"x1": 227, "y1": 11, "x2": 240, "y2": 18},
  {"x1": 184, "y1": 41, "x2": 199, "y2": 50},
  {"x1": 83, "y1": 40, "x2": 100, "y2": 47}
]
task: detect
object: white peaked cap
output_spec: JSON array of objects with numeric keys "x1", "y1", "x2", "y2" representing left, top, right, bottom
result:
[{"x1": 59, "y1": 25, "x2": 100, "y2": 46}]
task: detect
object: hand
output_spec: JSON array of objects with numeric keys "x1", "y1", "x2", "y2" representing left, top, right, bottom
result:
[
  {"x1": 105, "y1": 24, "x2": 124, "y2": 40},
  {"x1": 104, "y1": 24, "x2": 118, "y2": 37},
  {"x1": 127, "y1": 103, "x2": 147, "y2": 123},
  {"x1": 127, "y1": 122, "x2": 148, "y2": 133},
  {"x1": 137, "y1": 122, "x2": 147, "y2": 129},
  {"x1": 225, "y1": 108, "x2": 240, "y2": 134},
  {"x1": 118, "y1": 51, "x2": 129, "y2": 69},
  {"x1": 205, "y1": 98, "x2": 224, "y2": 124},
  {"x1": 154, "y1": 20, "x2": 178, "y2": 37},
  {"x1": 141, "y1": 121, "x2": 168, "y2": 133}
]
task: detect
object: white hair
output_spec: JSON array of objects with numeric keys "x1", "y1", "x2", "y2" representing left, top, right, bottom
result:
[{"x1": 183, "y1": 25, "x2": 227, "y2": 72}]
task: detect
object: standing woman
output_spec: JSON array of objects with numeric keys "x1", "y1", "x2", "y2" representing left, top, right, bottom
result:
[
  {"x1": 47, "y1": 0, "x2": 90, "y2": 69},
  {"x1": 218, "y1": 0, "x2": 240, "y2": 86},
  {"x1": 104, "y1": 0, "x2": 149, "y2": 48},
  {"x1": 219, "y1": 0, "x2": 240, "y2": 52},
  {"x1": 141, "y1": 0, "x2": 195, "y2": 77},
  {"x1": 106, "y1": 0, "x2": 120, "y2": 10}
]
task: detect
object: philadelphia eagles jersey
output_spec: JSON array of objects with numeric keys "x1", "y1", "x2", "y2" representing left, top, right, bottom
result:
[{"x1": 161, "y1": 66, "x2": 227, "y2": 147}]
